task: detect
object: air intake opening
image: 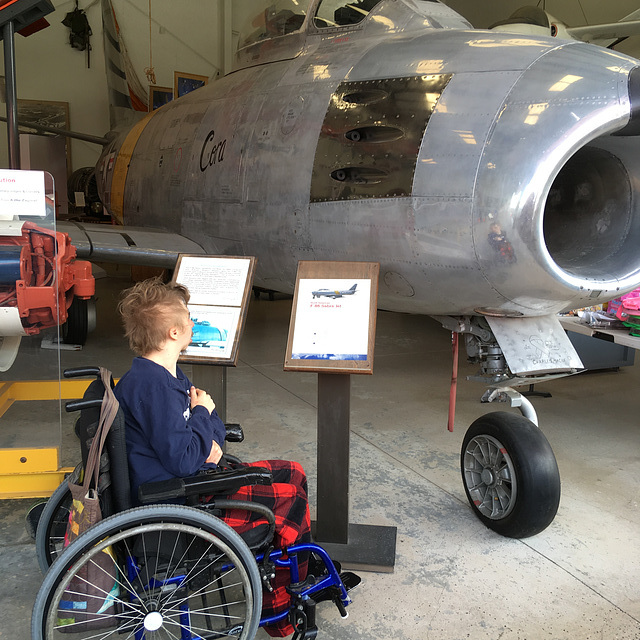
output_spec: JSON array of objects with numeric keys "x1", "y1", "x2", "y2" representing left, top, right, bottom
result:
[{"x1": 543, "y1": 145, "x2": 639, "y2": 281}]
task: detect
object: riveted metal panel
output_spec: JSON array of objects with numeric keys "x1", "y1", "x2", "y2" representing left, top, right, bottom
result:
[
  {"x1": 473, "y1": 43, "x2": 640, "y2": 313},
  {"x1": 310, "y1": 74, "x2": 451, "y2": 202},
  {"x1": 413, "y1": 71, "x2": 522, "y2": 198}
]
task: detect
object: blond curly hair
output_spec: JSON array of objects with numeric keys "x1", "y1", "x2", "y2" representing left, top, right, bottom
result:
[{"x1": 118, "y1": 276, "x2": 190, "y2": 356}]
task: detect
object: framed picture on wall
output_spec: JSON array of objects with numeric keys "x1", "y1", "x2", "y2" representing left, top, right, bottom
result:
[
  {"x1": 17, "y1": 99, "x2": 72, "y2": 177},
  {"x1": 174, "y1": 72, "x2": 208, "y2": 98},
  {"x1": 149, "y1": 85, "x2": 173, "y2": 111}
]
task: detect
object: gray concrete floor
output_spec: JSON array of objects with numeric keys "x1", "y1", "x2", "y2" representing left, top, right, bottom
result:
[{"x1": 2, "y1": 272, "x2": 640, "y2": 639}]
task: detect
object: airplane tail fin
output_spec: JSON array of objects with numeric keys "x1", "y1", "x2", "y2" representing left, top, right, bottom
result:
[
  {"x1": 350, "y1": 284, "x2": 357, "y2": 292},
  {"x1": 102, "y1": 0, "x2": 148, "y2": 130}
]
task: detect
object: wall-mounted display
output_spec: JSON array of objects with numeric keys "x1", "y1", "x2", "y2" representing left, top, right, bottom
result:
[
  {"x1": 17, "y1": 98, "x2": 71, "y2": 176},
  {"x1": 174, "y1": 72, "x2": 208, "y2": 98},
  {"x1": 149, "y1": 85, "x2": 173, "y2": 111}
]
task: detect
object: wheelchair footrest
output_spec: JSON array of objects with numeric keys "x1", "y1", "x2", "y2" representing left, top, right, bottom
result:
[{"x1": 302, "y1": 571, "x2": 361, "y2": 605}]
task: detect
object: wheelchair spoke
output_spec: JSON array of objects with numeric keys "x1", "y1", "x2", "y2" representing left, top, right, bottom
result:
[
  {"x1": 162, "y1": 599, "x2": 247, "y2": 620},
  {"x1": 164, "y1": 615, "x2": 241, "y2": 639},
  {"x1": 156, "y1": 626, "x2": 182, "y2": 640},
  {"x1": 36, "y1": 509, "x2": 261, "y2": 640},
  {"x1": 167, "y1": 581, "x2": 247, "y2": 614},
  {"x1": 160, "y1": 563, "x2": 238, "y2": 612}
]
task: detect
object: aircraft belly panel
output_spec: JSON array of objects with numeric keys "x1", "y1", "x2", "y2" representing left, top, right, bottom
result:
[
  {"x1": 306, "y1": 196, "x2": 472, "y2": 314},
  {"x1": 309, "y1": 197, "x2": 415, "y2": 259}
]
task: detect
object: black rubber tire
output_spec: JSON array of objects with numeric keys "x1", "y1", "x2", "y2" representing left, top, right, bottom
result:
[
  {"x1": 34, "y1": 477, "x2": 74, "y2": 573},
  {"x1": 31, "y1": 505, "x2": 262, "y2": 640},
  {"x1": 461, "y1": 411, "x2": 561, "y2": 539},
  {"x1": 62, "y1": 298, "x2": 89, "y2": 345}
]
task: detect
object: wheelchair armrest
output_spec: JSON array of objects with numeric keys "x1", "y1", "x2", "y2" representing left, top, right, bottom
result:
[
  {"x1": 224, "y1": 423, "x2": 244, "y2": 443},
  {"x1": 138, "y1": 467, "x2": 273, "y2": 503}
]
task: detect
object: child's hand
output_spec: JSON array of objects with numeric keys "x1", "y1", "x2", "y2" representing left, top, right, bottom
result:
[
  {"x1": 190, "y1": 386, "x2": 215, "y2": 414},
  {"x1": 205, "y1": 440, "x2": 223, "y2": 464}
]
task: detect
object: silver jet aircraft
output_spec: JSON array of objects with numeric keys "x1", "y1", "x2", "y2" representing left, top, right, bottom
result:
[
  {"x1": 312, "y1": 284, "x2": 358, "y2": 298},
  {"x1": 61, "y1": 0, "x2": 640, "y2": 539}
]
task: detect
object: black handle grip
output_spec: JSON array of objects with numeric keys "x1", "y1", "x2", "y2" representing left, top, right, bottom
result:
[
  {"x1": 63, "y1": 367, "x2": 101, "y2": 379},
  {"x1": 65, "y1": 398, "x2": 104, "y2": 413}
]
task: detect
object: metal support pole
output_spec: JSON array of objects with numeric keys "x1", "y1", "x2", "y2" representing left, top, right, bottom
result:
[
  {"x1": 314, "y1": 372, "x2": 397, "y2": 572},
  {"x1": 316, "y1": 372, "x2": 350, "y2": 543},
  {"x1": 3, "y1": 20, "x2": 20, "y2": 169}
]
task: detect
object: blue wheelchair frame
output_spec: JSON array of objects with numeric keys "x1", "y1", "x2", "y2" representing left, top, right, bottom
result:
[{"x1": 125, "y1": 540, "x2": 351, "y2": 638}]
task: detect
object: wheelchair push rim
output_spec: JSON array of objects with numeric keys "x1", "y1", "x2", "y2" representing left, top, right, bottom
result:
[
  {"x1": 32, "y1": 505, "x2": 262, "y2": 640},
  {"x1": 35, "y1": 478, "x2": 73, "y2": 573}
]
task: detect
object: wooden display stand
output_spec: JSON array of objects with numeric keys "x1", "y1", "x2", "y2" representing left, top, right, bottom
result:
[
  {"x1": 173, "y1": 254, "x2": 256, "y2": 422},
  {"x1": 285, "y1": 261, "x2": 397, "y2": 572}
]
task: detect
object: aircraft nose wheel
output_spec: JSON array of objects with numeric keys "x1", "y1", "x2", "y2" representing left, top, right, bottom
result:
[
  {"x1": 461, "y1": 411, "x2": 560, "y2": 538},
  {"x1": 464, "y1": 433, "x2": 517, "y2": 521}
]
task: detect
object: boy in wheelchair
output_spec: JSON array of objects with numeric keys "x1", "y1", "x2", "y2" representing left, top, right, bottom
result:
[
  {"x1": 31, "y1": 278, "x2": 359, "y2": 640},
  {"x1": 114, "y1": 277, "x2": 315, "y2": 637}
]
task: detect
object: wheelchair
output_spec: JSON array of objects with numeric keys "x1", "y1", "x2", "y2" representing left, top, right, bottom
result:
[{"x1": 31, "y1": 367, "x2": 360, "y2": 640}]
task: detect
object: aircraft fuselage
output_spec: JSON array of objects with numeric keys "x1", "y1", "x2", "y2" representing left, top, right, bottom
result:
[{"x1": 96, "y1": 0, "x2": 640, "y2": 318}]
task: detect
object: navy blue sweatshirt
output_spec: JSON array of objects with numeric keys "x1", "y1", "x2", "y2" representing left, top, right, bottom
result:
[{"x1": 114, "y1": 357, "x2": 227, "y2": 504}]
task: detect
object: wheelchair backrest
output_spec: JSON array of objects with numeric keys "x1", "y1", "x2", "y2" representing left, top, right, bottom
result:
[{"x1": 73, "y1": 376, "x2": 132, "y2": 516}]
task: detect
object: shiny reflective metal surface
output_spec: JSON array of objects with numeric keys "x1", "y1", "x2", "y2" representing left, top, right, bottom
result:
[
  {"x1": 311, "y1": 75, "x2": 451, "y2": 202},
  {"x1": 88, "y1": 0, "x2": 640, "y2": 359}
]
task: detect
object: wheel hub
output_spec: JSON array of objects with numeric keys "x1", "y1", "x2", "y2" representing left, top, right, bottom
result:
[
  {"x1": 481, "y1": 467, "x2": 497, "y2": 487},
  {"x1": 463, "y1": 433, "x2": 517, "y2": 520},
  {"x1": 144, "y1": 610, "x2": 164, "y2": 631}
]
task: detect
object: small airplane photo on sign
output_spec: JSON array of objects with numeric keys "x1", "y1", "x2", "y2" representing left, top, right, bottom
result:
[{"x1": 311, "y1": 284, "x2": 357, "y2": 299}]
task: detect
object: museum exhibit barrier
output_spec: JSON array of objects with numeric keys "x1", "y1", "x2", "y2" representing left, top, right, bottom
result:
[{"x1": 0, "y1": 169, "x2": 95, "y2": 499}]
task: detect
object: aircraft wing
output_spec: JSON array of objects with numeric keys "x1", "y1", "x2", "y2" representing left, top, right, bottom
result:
[
  {"x1": 568, "y1": 20, "x2": 640, "y2": 44},
  {"x1": 58, "y1": 221, "x2": 206, "y2": 268}
]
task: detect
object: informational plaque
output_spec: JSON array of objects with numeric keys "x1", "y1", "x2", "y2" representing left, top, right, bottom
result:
[
  {"x1": 0, "y1": 169, "x2": 46, "y2": 218},
  {"x1": 172, "y1": 254, "x2": 256, "y2": 366},
  {"x1": 285, "y1": 261, "x2": 379, "y2": 374}
]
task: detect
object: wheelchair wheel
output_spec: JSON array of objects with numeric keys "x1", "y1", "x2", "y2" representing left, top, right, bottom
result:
[
  {"x1": 32, "y1": 505, "x2": 262, "y2": 640},
  {"x1": 35, "y1": 477, "x2": 74, "y2": 573}
]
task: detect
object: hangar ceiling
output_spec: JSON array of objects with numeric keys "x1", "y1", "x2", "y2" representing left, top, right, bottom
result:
[{"x1": 442, "y1": 0, "x2": 640, "y2": 58}]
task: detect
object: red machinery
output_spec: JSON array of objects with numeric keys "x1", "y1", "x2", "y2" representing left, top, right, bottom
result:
[{"x1": 0, "y1": 221, "x2": 94, "y2": 338}]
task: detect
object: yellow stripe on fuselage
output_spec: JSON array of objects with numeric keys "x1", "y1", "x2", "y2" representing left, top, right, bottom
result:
[{"x1": 110, "y1": 111, "x2": 156, "y2": 224}]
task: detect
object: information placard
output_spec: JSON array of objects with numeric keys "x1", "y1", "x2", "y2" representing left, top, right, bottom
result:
[
  {"x1": 172, "y1": 254, "x2": 256, "y2": 366},
  {"x1": 0, "y1": 169, "x2": 46, "y2": 218},
  {"x1": 284, "y1": 261, "x2": 379, "y2": 374}
]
